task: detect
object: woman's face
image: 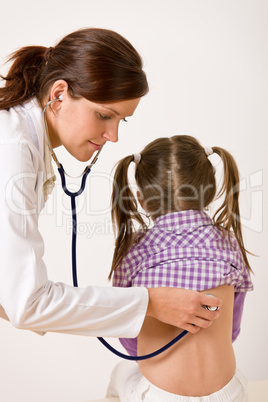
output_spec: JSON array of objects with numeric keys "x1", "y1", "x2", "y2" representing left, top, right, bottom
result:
[{"x1": 47, "y1": 94, "x2": 141, "y2": 162}]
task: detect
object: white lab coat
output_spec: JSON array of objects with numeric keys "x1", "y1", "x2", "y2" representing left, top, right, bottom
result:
[{"x1": 0, "y1": 98, "x2": 148, "y2": 337}]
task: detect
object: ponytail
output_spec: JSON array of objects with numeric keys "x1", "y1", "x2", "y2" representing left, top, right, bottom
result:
[
  {"x1": 0, "y1": 46, "x2": 47, "y2": 109},
  {"x1": 212, "y1": 147, "x2": 252, "y2": 272},
  {"x1": 109, "y1": 156, "x2": 147, "y2": 280}
]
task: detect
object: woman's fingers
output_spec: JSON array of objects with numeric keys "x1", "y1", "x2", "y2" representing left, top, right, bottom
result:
[{"x1": 146, "y1": 287, "x2": 222, "y2": 332}]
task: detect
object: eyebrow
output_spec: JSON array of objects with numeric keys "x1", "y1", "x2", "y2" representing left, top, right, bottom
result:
[{"x1": 101, "y1": 105, "x2": 120, "y2": 116}]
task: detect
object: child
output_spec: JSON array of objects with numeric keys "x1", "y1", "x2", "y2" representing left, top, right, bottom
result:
[{"x1": 107, "y1": 135, "x2": 253, "y2": 401}]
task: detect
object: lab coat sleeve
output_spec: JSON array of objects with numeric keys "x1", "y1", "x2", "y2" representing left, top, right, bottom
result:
[{"x1": 0, "y1": 140, "x2": 148, "y2": 338}]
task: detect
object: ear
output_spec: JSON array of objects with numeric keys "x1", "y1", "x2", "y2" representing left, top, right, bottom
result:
[{"x1": 48, "y1": 80, "x2": 69, "y2": 110}]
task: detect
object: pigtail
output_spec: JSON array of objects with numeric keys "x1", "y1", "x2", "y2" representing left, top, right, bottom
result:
[
  {"x1": 0, "y1": 46, "x2": 47, "y2": 110},
  {"x1": 109, "y1": 156, "x2": 147, "y2": 279},
  {"x1": 212, "y1": 147, "x2": 252, "y2": 272}
]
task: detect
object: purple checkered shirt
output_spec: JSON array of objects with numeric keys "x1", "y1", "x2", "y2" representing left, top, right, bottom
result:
[{"x1": 113, "y1": 210, "x2": 253, "y2": 356}]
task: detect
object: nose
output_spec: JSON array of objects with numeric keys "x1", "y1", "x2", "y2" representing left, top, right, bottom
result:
[{"x1": 102, "y1": 124, "x2": 119, "y2": 143}]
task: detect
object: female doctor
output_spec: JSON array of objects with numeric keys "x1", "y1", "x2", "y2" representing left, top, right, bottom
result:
[{"x1": 0, "y1": 28, "x2": 221, "y2": 339}]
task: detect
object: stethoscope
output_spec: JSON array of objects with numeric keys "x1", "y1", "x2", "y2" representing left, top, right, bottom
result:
[
  {"x1": 43, "y1": 97, "x2": 218, "y2": 361},
  {"x1": 43, "y1": 95, "x2": 103, "y2": 288}
]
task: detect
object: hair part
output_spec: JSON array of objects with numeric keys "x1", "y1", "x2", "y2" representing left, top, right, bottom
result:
[
  {"x1": 0, "y1": 28, "x2": 149, "y2": 110},
  {"x1": 109, "y1": 135, "x2": 252, "y2": 279}
]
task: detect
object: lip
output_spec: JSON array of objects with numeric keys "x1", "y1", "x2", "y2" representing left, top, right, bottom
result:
[{"x1": 89, "y1": 140, "x2": 102, "y2": 150}]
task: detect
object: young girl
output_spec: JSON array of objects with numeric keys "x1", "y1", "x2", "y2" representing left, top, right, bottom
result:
[
  {"x1": 108, "y1": 135, "x2": 253, "y2": 401},
  {"x1": 0, "y1": 29, "x2": 221, "y2": 340}
]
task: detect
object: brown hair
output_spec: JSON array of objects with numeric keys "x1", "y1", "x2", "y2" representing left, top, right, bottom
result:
[
  {"x1": 109, "y1": 135, "x2": 252, "y2": 279},
  {"x1": 0, "y1": 28, "x2": 149, "y2": 110}
]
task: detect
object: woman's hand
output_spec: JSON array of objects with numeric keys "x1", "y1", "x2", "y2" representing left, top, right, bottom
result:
[{"x1": 146, "y1": 287, "x2": 222, "y2": 333}]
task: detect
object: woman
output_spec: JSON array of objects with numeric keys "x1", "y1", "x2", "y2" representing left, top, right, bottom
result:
[{"x1": 0, "y1": 28, "x2": 221, "y2": 338}]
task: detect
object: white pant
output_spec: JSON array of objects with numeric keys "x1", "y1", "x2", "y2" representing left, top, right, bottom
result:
[{"x1": 107, "y1": 361, "x2": 248, "y2": 401}]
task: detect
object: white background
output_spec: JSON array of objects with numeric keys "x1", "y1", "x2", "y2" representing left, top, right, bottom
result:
[{"x1": 0, "y1": 1, "x2": 267, "y2": 401}]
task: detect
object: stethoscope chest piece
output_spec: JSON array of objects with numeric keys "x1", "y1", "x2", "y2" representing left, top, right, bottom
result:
[{"x1": 205, "y1": 294, "x2": 220, "y2": 311}]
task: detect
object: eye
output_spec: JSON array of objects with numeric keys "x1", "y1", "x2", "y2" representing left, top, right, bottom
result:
[
  {"x1": 121, "y1": 118, "x2": 128, "y2": 123},
  {"x1": 98, "y1": 113, "x2": 111, "y2": 120}
]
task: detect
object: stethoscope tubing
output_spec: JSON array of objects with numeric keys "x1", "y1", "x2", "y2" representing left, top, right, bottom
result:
[
  {"x1": 58, "y1": 164, "x2": 92, "y2": 197},
  {"x1": 58, "y1": 161, "x2": 189, "y2": 359},
  {"x1": 97, "y1": 330, "x2": 188, "y2": 361},
  {"x1": 58, "y1": 164, "x2": 92, "y2": 287}
]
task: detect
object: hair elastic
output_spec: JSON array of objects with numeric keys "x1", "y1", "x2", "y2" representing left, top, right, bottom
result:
[
  {"x1": 44, "y1": 47, "x2": 53, "y2": 62},
  {"x1": 133, "y1": 153, "x2": 141, "y2": 164},
  {"x1": 204, "y1": 146, "x2": 214, "y2": 157}
]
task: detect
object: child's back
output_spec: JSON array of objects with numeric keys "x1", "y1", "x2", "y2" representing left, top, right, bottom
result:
[{"x1": 138, "y1": 284, "x2": 235, "y2": 396}]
